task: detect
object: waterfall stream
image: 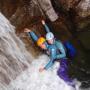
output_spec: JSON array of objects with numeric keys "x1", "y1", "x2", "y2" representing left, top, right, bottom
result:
[{"x1": 0, "y1": 12, "x2": 33, "y2": 89}]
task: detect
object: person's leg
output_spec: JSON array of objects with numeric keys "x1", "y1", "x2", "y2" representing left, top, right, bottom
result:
[
  {"x1": 57, "y1": 59, "x2": 76, "y2": 87},
  {"x1": 57, "y1": 59, "x2": 72, "y2": 82}
]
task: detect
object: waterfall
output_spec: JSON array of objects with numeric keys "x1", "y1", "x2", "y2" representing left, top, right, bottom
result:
[
  {"x1": 0, "y1": 12, "x2": 83, "y2": 90},
  {"x1": 0, "y1": 12, "x2": 33, "y2": 89}
]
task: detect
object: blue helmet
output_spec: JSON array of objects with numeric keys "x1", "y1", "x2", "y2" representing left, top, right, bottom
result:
[{"x1": 46, "y1": 32, "x2": 54, "y2": 40}]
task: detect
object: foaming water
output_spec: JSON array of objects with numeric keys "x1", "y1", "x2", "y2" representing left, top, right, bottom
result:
[
  {"x1": 0, "y1": 12, "x2": 88, "y2": 90},
  {"x1": 7, "y1": 55, "x2": 81, "y2": 90}
]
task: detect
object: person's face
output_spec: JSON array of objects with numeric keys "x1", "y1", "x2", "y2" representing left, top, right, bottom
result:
[
  {"x1": 47, "y1": 39, "x2": 54, "y2": 44},
  {"x1": 39, "y1": 43, "x2": 47, "y2": 50}
]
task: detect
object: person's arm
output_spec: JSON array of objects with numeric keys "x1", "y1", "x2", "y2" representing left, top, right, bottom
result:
[
  {"x1": 24, "y1": 28, "x2": 38, "y2": 42},
  {"x1": 42, "y1": 20, "x2": 50, "y2": 33},
  {"x1": 44, "y1": 48, "x2": 56, "y2": 70},
  {"x1": 56, "y1": 41, "x2": 66, "y2": 59},
  {"x1": 28, "y1": 31, "x2": 38, "y2": 42}
]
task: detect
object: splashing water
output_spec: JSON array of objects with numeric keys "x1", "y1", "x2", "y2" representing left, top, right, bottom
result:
[
  {"x1": 6, "y1": 55, "x2": 81, "y2": 90},
  {"x1": 0, "y1": 12, "x2": 83, "y2": 90}
]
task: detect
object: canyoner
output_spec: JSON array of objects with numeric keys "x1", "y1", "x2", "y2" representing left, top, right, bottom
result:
[{"x1": 40, "y1": 20, "x2": 77, "y2": 87}]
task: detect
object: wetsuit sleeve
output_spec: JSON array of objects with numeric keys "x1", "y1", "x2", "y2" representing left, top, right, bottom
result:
[
  {"x1": 27, "y1": 31, "x2": 38, "y2": 42},
  {"x1": 44, "y1": 48, "x2": 56, "y2": 70},
  {"x1": 56, "y1": 41, "x2": 66, "y2": 59},
  {"x1": 43, "y1": 23, "x2": 50, "y2": 33}
]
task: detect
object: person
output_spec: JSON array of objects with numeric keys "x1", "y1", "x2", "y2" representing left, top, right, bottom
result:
[
  {"x1": 24, "y1": 28, "x2": 48, "y2": 50},
  {"x1": 24, "y1": 28, "x2": 66, "y2": 74},
  {"x1": 24, "y1": 26, "x2": 75, "y2": 86},
  {"x1": 40, "y1": 20, "x2": 76, "y2": 86},
  {"x1": 41, "y1": 20, "x2": 76, "y2": 59}
]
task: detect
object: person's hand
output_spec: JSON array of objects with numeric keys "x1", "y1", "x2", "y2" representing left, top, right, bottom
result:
[
  {"x1": 24, "y1": 28, "x2": 32, "y2": 33},
  {"x1": 39, "y1": 67, "x2": 45, "y2": 72},
  {"x1": 46, "y1": 50, "x2": 50, "y2": 55},
  {"x1": 41, "y1": 20, "x2": 45, "y2": 25}
]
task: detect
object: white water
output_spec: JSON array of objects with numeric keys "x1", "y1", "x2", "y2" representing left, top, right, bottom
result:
[
  {"x1": 0, "y1": 12, "x2": 86, "y2": 90},
  {"x1": 7, "y1": 55, "x2": 81, "y2": 90},
  {"x1": 0, "y1": 12, "x2": 33, "y2": 89}
]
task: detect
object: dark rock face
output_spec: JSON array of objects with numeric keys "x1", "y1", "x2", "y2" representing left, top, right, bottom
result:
[
  {"x1": 0, "y1": 0, "x2": 90, "y2": 88},
  {"x1": 0, "y1": 0, "x2": 19, "y2": 18}
]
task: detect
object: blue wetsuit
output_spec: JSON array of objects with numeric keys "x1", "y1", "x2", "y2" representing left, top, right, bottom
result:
[
  {"x1": 44, "y1": 40, "x2": 66, "y2": 70},
  {"x1": 28, "y1": 31, "x2": 38, "y2": 42}
]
